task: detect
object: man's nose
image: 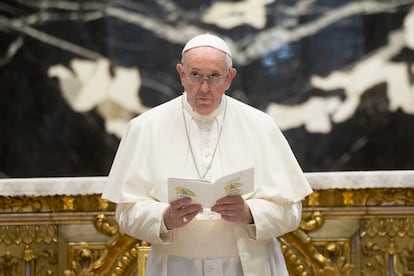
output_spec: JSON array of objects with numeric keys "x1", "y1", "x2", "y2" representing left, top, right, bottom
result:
[{"x1": 199, "y1": 78, "x2": 211, "y2": 91}]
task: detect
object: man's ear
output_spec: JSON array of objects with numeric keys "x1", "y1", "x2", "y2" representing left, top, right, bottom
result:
[
  {"x1": 229, "y1": 67, "x2": 237, "y2": 80},
  {"x1": 176, "y1": 64, "x2": 185, "y2": 85},
  {"x1": 224, "y1": 67, "x2": 237, "y2": 90},
  {"x1": 176, "y1": 63, "x2": 183, "y2": 75}
]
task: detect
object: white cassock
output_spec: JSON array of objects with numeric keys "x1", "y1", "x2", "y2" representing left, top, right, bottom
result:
[{"x1": 102, "y1": 93, "x2": 313, "y2": 276}]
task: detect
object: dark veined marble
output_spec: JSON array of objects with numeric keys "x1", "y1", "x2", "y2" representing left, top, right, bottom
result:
[{"x1": 1, "y1": 0, "x2": 414, "y2": 177}]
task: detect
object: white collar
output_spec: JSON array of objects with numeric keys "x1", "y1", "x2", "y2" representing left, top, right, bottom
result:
[{"x1": 182, "y1": 92, "x2": 226, "y2": 122}]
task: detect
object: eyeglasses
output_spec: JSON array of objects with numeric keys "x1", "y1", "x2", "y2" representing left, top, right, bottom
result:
[{"x1": 184, "y1": 72, "x2": 228, "y2": 86}]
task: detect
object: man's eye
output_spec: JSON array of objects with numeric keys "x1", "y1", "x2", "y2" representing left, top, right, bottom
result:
[{"x1": 190, "y1": 72, "x2": 200, "y2": 77}]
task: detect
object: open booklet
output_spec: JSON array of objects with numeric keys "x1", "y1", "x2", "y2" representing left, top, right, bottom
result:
[{"x1": 168, "y1": 167, "x2": 254, "y2": 208}]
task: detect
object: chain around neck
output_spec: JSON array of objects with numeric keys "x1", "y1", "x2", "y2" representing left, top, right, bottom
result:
[{"x1": 181, "y1": 96, "x2": 227, "y2": 179}]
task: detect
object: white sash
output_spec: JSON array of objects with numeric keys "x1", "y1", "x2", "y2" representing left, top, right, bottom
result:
[{"x1": 152, "y1": 219, "x2": 239, "y2": 258}]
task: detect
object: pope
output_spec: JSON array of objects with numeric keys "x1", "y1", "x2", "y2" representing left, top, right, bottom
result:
[{"x1": 102, "y1": 33, "x2": 313, "y2": 276}]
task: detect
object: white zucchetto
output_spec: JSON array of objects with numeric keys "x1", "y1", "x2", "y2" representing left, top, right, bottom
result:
[{"x1": 182, "y1": 33, "x2": 232, "y2": 57}]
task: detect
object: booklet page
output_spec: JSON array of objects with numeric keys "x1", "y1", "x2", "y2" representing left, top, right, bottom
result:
[{"x1": 168, "y1": 167, "x2": 254, "y2": 207}]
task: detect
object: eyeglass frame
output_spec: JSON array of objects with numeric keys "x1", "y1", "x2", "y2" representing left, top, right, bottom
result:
[{"x1": 183, "y1": 71, "x2": 230, "y2": 86}]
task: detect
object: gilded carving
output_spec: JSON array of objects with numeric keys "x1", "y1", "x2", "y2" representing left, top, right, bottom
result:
[
  {"x1": 361, "y1": 218, "x2": 414, "y2": 238},
  {"x1": 342, "y1": 191, "x2": 354, "y2": 206},
  {"x1": 64, "y1": 214, "x2": 148, "y2": 275},
  {"x1": 0, "y1": 195, "x2": 115, "y2": 213},
  {"x1": 304, "y1": 188, "x2": 414, "y2": 207},
  {"x1": 307, "y1": 191, "x2": 320, "y2": 207},
  {"x1": 281, "y1": 211, "x2": 354, "y2": 275},
  {"x1": 23, "y1": 245, "x2": 35, "y2": 262},
  {"x1": 0, "y1": 245, "x2": 58, "y2": 275},
  {"x1": 91, "y1": 214, "x2": 150, "y2": 276},
  {"x1": 94, "y1": 213, "x2": 119, "y2": 236},
  {"x1": 2, "y1": 188, "x2": 411, "y2": 213},
  {"x1": 0, "y1": 225, "x2": 57, "y2": 245},
  {"x1": 0, "y1": 224, "x2": 59, "y2": 275},
  {"x1": 396, "y1": 245, "x2": 414, "y2": 275},
  {"x1": 137, "y1": 246, "x2": 150, "y2": 276},
  {"x1": 0, "y1": 196, "x2": 43, "y2": 212},
  {"x1": 0, "y1": 189, "x2": 411, "y2": 275},
  {"x1": 62, "y1": 196, "x2": 75, "y2": 211},
  {"x1": 64, "y1": 244, "x2": 107, "y2": 276},
  {"x1": 361, "y1": 218, "x2": 414, "y2": 276},
  {"x1": 0, "y1": 252, "x2": 20, "y2": 275},
  {"x1": 98, "y1": 197, "x2": 111, "y2": 211},
  {"x1": 300, "y1": 211, "x2": 324, "y2": 232}
]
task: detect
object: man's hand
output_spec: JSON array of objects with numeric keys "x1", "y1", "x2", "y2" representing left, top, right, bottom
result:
[
  {"x1": 211, "y1": 195, "x2": 253, "y2": 224},
  {"x1": 163, "y1": 197, "x2": 202, "y2": 230}
]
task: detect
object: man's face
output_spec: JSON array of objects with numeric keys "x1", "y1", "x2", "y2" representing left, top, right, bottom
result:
[{"x1": 176, "y1": 47, "x2": 237, "y2": 115}]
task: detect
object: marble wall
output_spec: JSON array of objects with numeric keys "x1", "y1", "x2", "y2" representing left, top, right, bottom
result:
[{"x1": 1, "y1": 0, "x2": 414, "y2": 177}]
